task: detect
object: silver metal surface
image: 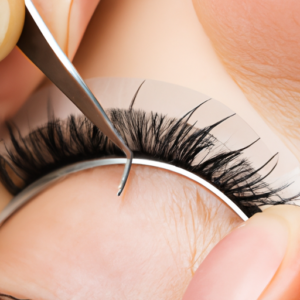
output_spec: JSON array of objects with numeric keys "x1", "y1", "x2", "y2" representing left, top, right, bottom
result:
[
  {"x1": 17, "y1": 0, "x2": 132, "y2": 195},
  {"x1": 0, "y1": 158, "x2": 248, "y2": 226}
]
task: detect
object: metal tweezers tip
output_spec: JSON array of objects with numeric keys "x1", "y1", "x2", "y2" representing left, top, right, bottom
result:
[{"x1": 117, "y1": 156, "x2": 133, "y2": 196}]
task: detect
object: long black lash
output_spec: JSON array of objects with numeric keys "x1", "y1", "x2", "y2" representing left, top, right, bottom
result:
[{"x1": 0, "y1": 107, "x2": 298, "y2": 217}]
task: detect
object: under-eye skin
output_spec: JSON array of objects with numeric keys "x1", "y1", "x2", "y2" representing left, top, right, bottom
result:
[{"x1": 0, "y1": 105, "x2": 298, "y2": 217}]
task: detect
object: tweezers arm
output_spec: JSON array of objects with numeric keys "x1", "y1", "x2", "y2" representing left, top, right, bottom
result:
[{"x1": 17, "y1": 1, "x2": 132, "y2": 194}]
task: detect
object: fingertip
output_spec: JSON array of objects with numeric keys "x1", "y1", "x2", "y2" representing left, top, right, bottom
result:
[
  {"x1": 67, "y1": 0, "x2": 101, "y2": 59},
  {"x1": 0, "y1": 0, "x2": 25, "y2": 61},
  {"x1": 258, "y1": 205, "x2": 300, "y2": 300},
  {"x1": 182, "y1": 207, "x2": 290, "y2": 300}
]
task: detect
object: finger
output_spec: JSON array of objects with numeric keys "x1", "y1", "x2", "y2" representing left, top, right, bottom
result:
[
  {"x1": 0, "y1": 0, "x2": 101, "y2": 123},
  {"x1": 67, "y1": 0, "x2": 100, "y2": 59},
  {"x1": 258, "y1": 205, "x2": 300, "y2": 299},
  {"x1": 0, "y1": 0, "x2": 25, "y2": 61},
  {"x1": 31, "y1": 0, "x2": 100, "y2": 57},
  {"x1": 182, "y1": 205, "x2": 290, "y2": 300}
]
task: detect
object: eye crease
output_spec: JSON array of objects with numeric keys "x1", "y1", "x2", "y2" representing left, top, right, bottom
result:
[{"x1": 0, "y1": 103, "x2": 297, "y2": 218}]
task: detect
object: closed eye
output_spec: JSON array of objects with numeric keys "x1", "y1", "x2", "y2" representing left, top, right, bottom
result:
[{"x1": 0, "y1": 103, "x2": 297, "y2": 218}]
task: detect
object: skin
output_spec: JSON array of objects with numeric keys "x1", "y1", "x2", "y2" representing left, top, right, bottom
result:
[
  {"x1": 0, "y1": 0, "x2": 300, "y2": 299},
  {"x1": 0, "y1": 166, "x2": 241, "y2": 299},
  {"x1": 193, "y1": 0, "x2": 300, "y2": 161},
  {"x1": 0, "y1": 0, "x2": 24, "y2": 61},
  {"x1": 73, "y1": 0, "x2": 298, "y2": 176},
  {"x1": 0, "y1": 0, "x2": 101, "y2": 122},
  {"x1": 183, "y1": 205, "x2": 300, "y2": 300}
]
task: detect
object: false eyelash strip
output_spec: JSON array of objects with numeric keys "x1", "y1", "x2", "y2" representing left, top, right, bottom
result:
[{"x1": 0, "y1": 107, "x2": 298, "y2": 217}]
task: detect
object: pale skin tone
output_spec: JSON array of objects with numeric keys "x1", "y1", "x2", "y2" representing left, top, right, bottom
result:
[
  {"x1": 0, "y1": 0, "x2": 300, "y2": 299},
  {"x1": 0, "y1": 166, "x2": 241, "y2": 299}
]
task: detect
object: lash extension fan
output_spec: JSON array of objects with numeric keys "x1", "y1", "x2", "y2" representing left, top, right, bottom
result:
[{"x1": 16, "y1": 0, "x2": 133, "y2": 196}]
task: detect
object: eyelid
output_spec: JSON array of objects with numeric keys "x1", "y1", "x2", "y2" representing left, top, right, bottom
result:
[
  {"x1": 1, "y1": 77, "x2": 299, "y2": 221},
  {"x1": 1, "y1": 107, "x2": 297, "y2": 220}
]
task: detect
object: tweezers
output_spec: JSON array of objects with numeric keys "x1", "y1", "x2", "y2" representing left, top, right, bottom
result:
[{"x1": 16, "y1": 0, "x2": 133, "y2": 195}]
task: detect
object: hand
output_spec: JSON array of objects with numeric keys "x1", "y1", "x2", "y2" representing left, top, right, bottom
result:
[
  {"x1": 0, "y1": 0, "x2": 24, "y2": 61},
  {"x1": 0, "y1": 0, "x2": 101, "y2": 123},
  {"x1": 183, "y1": 205, "x2": 300, "y2": 300}
]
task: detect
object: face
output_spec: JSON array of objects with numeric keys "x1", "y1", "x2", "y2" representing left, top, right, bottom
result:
[{"x1": 0, "y1": 0, "x2": 299, "y2": 299}]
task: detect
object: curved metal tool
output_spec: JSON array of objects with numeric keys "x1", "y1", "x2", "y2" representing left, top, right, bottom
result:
[
  {"x1": 16, "y1": 0, "x2": 133, "y2": 195},
  {"x1": 0, "y1": 158, "x2": 248, "y2": 226}
]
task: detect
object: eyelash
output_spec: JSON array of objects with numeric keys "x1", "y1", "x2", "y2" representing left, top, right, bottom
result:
[
  {"x1": 0, "y1": 106, "x2": 297, "y2": 217},
  {"x1": 0, "y1": 294, "x2": 26, "y2": 300}
]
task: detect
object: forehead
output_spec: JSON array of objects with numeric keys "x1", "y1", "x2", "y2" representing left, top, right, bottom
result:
[{"x1": 0, "y1": 165, "x2": 241, "y2": 299}]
